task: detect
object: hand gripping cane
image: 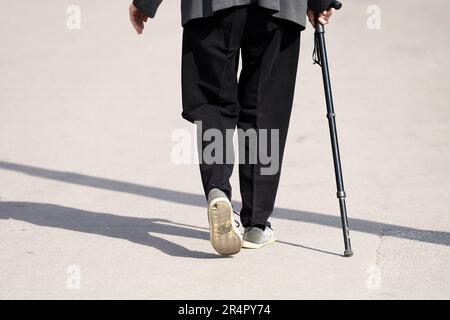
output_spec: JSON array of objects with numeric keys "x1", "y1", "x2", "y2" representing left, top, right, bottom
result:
[{"x1": 308, "y1": 0, "x2": 353, "y2": 257}]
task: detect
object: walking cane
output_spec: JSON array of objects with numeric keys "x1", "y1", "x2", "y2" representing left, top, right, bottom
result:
[{"x1": 309, "y1": 0, "x2": 353, "y2": 257}]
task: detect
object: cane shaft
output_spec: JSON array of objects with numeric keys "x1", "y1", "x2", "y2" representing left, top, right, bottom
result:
[{"x1": 315, "y1": 25, "x2": 353, "y2": 256}]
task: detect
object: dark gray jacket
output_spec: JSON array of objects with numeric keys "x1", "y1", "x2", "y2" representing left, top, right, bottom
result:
[{"x1": 133, "y1": 0, "x2": 308, "y2": 28}]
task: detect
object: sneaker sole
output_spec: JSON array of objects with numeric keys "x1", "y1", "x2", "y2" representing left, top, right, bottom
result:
[
  {"x1": 208, "y1": 197, "x2": 242, "y2": 256},
  {"x1": 242, "y1": 238, "x2": 276, "y2": 249}
]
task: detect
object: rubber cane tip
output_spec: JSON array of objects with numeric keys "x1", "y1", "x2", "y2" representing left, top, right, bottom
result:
[{"x1": 344, "y1": 250, "x2": 354, "y2": 257}]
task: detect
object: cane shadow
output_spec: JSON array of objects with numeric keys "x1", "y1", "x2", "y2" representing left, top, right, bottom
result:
[
  {"x1": 275, "y1": 240, "x2": 343, "y2": 257},
  {"x1": 0, "y1": 161, "x2": 449, "y2": 248},
  {"x1": 272, "y1": 208, "x2": 450, "y2": 247},
  {"x1": 0, "y1": 201, "x2": 224, "y2": 259}
]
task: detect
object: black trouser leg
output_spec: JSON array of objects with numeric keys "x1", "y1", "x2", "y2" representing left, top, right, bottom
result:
[
  {"x1": 237, "y1": 10, "x2": 301, "y2": 227},
  {"x1": 181, "y1": 7, "x2": 245, "y2": 200}
]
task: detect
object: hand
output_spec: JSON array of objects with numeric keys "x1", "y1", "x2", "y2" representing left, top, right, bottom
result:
[
  {"x1": 129, "y1": 3, "x2": 148, "y2": 34},
  {"x1": 307, "y1": 8, "x2": 333, "y2": 28}
]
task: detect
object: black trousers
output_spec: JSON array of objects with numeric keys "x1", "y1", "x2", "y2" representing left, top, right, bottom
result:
[{"x1": 181, "y1": 5, "x2": 301, "y2": 228}]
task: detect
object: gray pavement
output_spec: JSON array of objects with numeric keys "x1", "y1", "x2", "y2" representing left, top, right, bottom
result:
[{"x1": 0, "y1": 0, "x2": 449, "y2": 299}]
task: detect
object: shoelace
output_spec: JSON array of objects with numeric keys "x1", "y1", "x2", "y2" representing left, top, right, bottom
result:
[
  {"x1": 232, "y1": 210, "x2": 241, "y2": 228},
  {"x1": 232, "y1": 204, "x2": 275, "y2": 231},
  {"x1": 232, "y1": 210, "x2": 273, "y2": 231}
]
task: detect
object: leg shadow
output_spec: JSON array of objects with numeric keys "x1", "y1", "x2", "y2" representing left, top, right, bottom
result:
[{"x1": 0, "y1": 201, "x2": 224, "y2": 259}]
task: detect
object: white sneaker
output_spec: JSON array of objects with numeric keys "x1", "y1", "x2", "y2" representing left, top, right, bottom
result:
[
  {"x1": 207, "y1": 188, "x2": 242, "y2": 256},
  {"x1": 242, "y1": 224, "x2": 276, "y2": 249}
]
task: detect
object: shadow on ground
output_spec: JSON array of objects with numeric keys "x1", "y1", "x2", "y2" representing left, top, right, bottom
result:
[
  {"x1": 0, "y1": 160, "x2": 449, "y2": 251},
  {"x1": 0, "y1": 201, "x2": 343, "y2": 258},
  {"x1": 0, "y1": 201, "x2": 224, "y2": 259}
]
